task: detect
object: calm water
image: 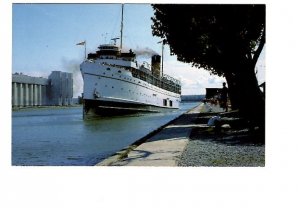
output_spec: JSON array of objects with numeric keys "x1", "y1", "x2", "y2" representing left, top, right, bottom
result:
[{"x1": 12, "y1": 102, "x2": 199, "y2": 166}]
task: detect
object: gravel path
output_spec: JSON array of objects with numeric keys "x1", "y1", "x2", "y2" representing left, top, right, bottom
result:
[{"x1": 178, "y1": 116, "x2": 265, "y2": 167}]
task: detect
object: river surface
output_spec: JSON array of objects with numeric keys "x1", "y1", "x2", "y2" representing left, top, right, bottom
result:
[{"x1": 12, "y1": 102, "x2": 199, "y2": 166}]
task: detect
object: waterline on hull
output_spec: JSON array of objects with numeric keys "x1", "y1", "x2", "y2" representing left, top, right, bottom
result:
[{"x1": 83, "y1": 99, "x2": 179, "y2": 119}]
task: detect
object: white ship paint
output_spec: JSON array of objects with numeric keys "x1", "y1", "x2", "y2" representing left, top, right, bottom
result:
[{"x1": 79, "y1": 5, "x2": 181, "y2": 118}]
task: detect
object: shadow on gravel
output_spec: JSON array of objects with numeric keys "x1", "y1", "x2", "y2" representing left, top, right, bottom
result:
[
  {"x1": 190, "y1": 127, "x2": 265, "y2": 146},
  {"x1": 189, "y1": 110, "x2": 265, "y2": 147}
]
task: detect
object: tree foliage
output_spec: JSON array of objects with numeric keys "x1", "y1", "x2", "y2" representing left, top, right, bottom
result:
[{"x1": 151, "y1": 4, "x2": 265, "y2": 77}]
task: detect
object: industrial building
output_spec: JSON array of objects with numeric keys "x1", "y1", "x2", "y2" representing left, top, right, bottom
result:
[
  {"x1": 47, "y1": 71, "x2": 73, "y2": 106},
  {"x1": 12, "y1": 71, "x2": 73, "y2": 107},
  {"x1": 205, "y1": 88, "x2": 222, "y2": 100}
]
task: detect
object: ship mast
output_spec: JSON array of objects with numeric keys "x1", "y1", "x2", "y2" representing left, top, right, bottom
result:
[{"x1": 120, "y1": 4, "x2": 124, "y2": 50}]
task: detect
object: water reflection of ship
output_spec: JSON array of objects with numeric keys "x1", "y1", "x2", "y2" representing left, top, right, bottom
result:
[{"x1": 80, "y1": 5, "x2": 181, "y2": 118}]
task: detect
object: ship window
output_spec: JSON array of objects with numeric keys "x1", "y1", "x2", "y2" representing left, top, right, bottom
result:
[
  {"x1": 106, "y1": 68, "x2": 110, "y2": 70},
  {"x1": 118, "y1": 70, "x2": 121, "y2": 73},
  {"x1": 169, "y1": 100, "x2": 173, "y2": 107},
  {"x1": 163, "y1": 99, "x2": 167, "y2": 106}
]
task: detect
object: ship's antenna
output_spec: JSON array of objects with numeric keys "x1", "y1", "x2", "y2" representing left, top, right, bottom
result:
[{"x1": 120, "y1": 4, "x2": 124, "y2": 50}]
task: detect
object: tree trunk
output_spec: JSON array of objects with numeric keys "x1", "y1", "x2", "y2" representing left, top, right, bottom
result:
[
  {"x1": 221, "y1": 57, "x2": 265, "y2": 131},
  {"x1": 224, "y1": 72, "x2": 240, "y2": 110},
  {"x1": 231, "y1": 61, "x2": 265, "y2": 129}
]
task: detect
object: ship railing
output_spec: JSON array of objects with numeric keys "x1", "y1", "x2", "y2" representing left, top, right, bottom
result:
[
  {"x1": 129, "y1": 67, "x2": 181, "y2": 94},
  {"x1": 162, "y1": 74, "x2": 181, "y2": 85},
  {"x1": 101, "y1": 62, "x2": 131, "y2": 71}
]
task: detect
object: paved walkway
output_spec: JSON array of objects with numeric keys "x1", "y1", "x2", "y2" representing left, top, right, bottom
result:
[{"x1": 97, "y1": 103, "x2": 223, "y2": 166}]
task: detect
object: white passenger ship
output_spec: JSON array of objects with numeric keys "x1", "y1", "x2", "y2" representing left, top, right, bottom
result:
[{"x1": 80, "y1": 5, "x2": 181, "y2": 118}]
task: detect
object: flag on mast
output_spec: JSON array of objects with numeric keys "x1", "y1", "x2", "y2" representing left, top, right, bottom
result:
[
  {"x1": 76, "y1": 40, "x2": 87, "y2": 59},
  {"x1": 76, "y1": 41, "x2": 86, "y2": 45}
]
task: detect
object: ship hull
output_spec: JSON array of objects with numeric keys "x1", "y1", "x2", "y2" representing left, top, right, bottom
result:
[{"x1": 83, "y1": 99, "x2": 178, "y2": 118}]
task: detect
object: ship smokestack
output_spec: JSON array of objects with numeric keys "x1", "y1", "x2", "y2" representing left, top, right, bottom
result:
[{"x1": 151, "y1": 55, "x2": 161, "y2": 77}]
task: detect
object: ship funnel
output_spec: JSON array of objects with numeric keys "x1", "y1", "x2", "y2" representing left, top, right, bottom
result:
[{"x1": 151, "y1": 55, "x2": 161, "y2": 77}]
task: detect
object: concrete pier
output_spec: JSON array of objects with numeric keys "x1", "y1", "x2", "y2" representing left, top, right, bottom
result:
[{"x1": 97, "y1": 103, "x2": 224, "y2": 166}]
